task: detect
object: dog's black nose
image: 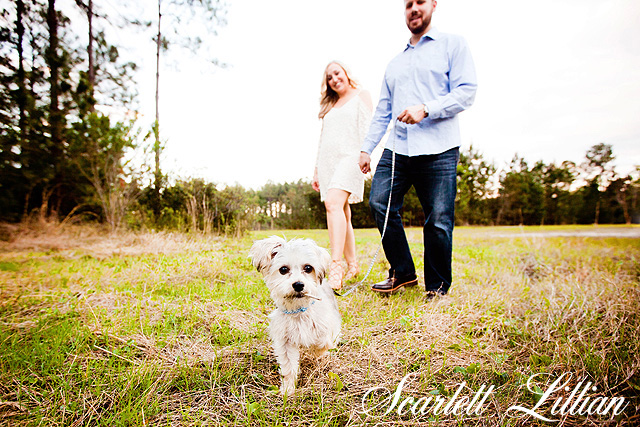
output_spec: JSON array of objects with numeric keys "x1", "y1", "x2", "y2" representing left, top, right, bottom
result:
[{"x1": 292, "y1": 281, "x2": 304, "y2": 292}]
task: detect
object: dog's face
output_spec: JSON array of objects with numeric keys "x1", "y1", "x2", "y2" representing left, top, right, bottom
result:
[{"x1": 249, "y1": 236, "x2": 330, "y2": 302}]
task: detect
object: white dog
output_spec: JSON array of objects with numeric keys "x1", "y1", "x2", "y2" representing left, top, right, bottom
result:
[{"x1": 249, "y1": 236, "x2": 342, "y2": 395}]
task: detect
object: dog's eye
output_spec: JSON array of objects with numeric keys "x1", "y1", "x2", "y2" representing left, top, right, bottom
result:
[
  {"x1": 279, "y1": 266, "x2": 290, "y2": 275},
  {"x1": 303, "y1": 265, "x2": 314, "y2": 274}
]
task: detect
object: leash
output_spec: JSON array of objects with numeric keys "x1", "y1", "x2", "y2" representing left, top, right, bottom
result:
[{"x1": 335, "y1": 120, "x2": 398, "y2": 297}]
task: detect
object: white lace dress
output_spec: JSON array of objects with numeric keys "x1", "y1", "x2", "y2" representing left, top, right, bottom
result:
[{"x1": 315, "y1": 91, "x2": 372, "y2": 204}]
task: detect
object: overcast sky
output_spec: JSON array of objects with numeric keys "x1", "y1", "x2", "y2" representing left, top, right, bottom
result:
[{"x1": 115, "y1": 0, "x2": 639, "y2": 189}]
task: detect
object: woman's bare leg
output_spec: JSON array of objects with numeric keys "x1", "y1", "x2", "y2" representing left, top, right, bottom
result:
[
  {"x1": 325, "y1": 189, "x2": 351, "y2": 289},
  {"x1": 325, "y1": 189, "x2": 350, "y2": 261},
  {"x1": 343, "y1": 202, "x2": 356, "y2": 264}
]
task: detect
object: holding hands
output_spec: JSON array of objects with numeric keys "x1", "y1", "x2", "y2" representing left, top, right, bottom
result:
[{"x1": 359, "y1": 152, "x2": 371, "y2": 175}]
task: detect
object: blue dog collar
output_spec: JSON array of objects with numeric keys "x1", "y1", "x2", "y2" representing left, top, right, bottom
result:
[{"x1": 281, "y1": 300, "x2": 316, "y2": 315}]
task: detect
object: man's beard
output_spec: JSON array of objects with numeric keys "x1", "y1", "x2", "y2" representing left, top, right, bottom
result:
[{"x1": 409, "y1": 15, "x2": 431, "y2": 35}]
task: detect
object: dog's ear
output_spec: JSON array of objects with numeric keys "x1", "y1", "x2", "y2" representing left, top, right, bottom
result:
[
  {"x1": 315, "y1": 244, "x2": 331, "y2": 280},
  {"x1": 249, "y1": 236, "x2": 286, "y2": 273}
]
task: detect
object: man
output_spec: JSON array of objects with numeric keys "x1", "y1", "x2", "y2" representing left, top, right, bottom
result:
[{"x1": 359, "y1": 0, "x2": 477, "y2": 297}]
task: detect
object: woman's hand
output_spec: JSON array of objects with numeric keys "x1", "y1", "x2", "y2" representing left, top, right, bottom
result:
[
  {"x1": 359, "y1": 152, "x2": 371, "y2": 174},
  {"x1": 312, "y1": 171, "x2": 320, "y2": 192}
]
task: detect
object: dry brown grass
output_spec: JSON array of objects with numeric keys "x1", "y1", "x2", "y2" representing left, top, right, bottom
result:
[{"x1": 0, "y1": 222, "x2": 225, "y2": 257}]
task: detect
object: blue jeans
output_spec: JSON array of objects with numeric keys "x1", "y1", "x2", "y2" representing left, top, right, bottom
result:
[{"x1": 369, "y1": 147, "x2": 459, "y2": 293}]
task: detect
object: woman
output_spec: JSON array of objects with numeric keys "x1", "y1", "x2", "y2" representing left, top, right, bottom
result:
[{"x1": 313, "y1": 61, "x2": 373, "y2": 290}]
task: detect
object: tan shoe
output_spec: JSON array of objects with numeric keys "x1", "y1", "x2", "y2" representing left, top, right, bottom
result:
[
  {"x1": 327, "y1": 260, "x2": 343, "y2": 290},
  {"x1": 344, "y1": 261, "x2": 360, "y2": 281}
]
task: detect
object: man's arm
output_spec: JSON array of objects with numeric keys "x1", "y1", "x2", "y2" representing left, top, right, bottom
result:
[{"x1": 422, "y1": 36, "x2": 477, "y2": 120}]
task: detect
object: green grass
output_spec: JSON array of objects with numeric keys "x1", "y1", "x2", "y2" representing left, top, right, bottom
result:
[{"x1": 0, "y1": 224, "x2": 639, "y2": 426}]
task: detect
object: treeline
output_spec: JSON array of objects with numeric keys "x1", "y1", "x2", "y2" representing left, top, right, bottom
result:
[
  {"x1": 454, "y1": 143, "x2": 639, "y2": 226},
  {"x1": 241, "y1": 142, "x2": 639, "y2": 231},
  {"x1": 1, "y1": 2, "x2": 638, "y2": 234},
  {"x1": 130, "y1": 142, "x2": 638, "y2": 234},
  {"x1": 1, "y1": 0, "x2": 145, "y2": 228},
  {"x1": 0, "y1": 0, "x2": 226, "y2": 230}
]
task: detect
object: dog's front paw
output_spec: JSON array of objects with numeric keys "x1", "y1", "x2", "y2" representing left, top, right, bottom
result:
[
  {"x1": 311, "y1": 345, "x2": 330, "y2": 358},
  {"x1": 280, "y1": 377, "x2": 296, "y2": 396}
]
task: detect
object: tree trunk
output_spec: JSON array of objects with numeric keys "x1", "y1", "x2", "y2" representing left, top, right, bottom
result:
[
  {"x1": 87, "y1": 0, "x2": 95, "y2": 111},
  {"x1": 616, "y1": 191, "x2": 631, "y2": 225},
  {"x1": 45, "y1": 0, "x2": 63, "y2": 220},
  {"x1": 153, "y1": 0, "x2": 162, "y2": 218},
  {"x1": 16, "y1": 0, "x2": 27, "y2": 141},
  {"x1": 47, "y1": 0, "x2": 62, "y2": 150}
]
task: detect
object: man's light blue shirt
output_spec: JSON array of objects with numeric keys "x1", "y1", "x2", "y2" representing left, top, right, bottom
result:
[{"x1": 362, "y1": 28, "x2": 477, "y2": 157}]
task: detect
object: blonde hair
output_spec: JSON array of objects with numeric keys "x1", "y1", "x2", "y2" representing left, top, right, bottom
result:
[{"x1": 318, "y1": 61, "x2": 358, "y2": 119}]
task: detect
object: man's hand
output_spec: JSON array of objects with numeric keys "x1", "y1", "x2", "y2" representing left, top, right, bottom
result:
[
  {"x1": 397, "y1": 104, "x2": 426, "y2": 124},
  {"x1": 359, "y1": 152, "x2": 372, "y2": 174}
]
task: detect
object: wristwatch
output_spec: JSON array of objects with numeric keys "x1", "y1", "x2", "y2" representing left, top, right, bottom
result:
[{"x1": 423, "y1": 104, "x2": 429, "y2": 117}]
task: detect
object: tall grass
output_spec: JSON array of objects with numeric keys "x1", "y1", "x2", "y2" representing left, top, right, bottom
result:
[{"x1": 0, "y1": 225, "x2": 638, "y2": 426}]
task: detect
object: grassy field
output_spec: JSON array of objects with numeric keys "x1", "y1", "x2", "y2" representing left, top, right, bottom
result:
[{"x1": 0, "y1": 224, "x2": 638, "y2": 426}]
